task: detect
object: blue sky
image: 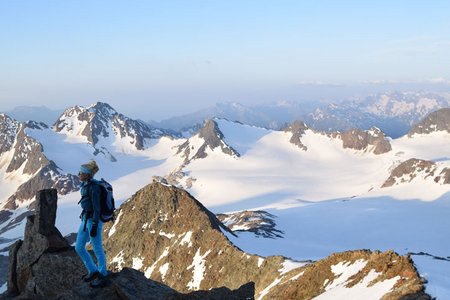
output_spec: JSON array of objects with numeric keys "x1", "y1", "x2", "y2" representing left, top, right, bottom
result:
[{"x1": 1, "y1": 0, "x2": 450, "y2": 120}]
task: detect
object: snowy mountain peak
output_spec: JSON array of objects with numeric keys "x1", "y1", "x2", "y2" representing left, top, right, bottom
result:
[
  {"x1": 87, "y1": 101, "x2": 117, "y2": 117},
  {"x1": 408, "y1": 108, "x2": 450, "y2": 137},
  {"x1": 54, "y1": 102, "x2": 165, "y2": 151},
  {"x1": 177, "y1": 119, "x2": 240, "y2": 163}
]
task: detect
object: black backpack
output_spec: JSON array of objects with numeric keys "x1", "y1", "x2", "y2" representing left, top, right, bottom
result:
[{"x1": 92, "y1": 178, "x2": 116, "y2": 222}]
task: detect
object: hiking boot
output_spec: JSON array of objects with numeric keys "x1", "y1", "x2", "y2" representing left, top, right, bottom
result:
[
  {"x1": 82, "y1": 271, "x2": 99, "y2": 283},
  {"x1": 89, "y1": 273, "x2": 108, "y2": 288}
]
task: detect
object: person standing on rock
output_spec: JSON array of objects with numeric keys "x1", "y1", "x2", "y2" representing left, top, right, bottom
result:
[{"x1": 75, "y1": 160, "x2": 108, "y2": 288}]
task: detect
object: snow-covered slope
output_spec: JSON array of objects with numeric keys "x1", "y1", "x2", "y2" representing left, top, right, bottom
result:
[{"x1": 1, "y1": 104, "x2": 450, "y2": 298}]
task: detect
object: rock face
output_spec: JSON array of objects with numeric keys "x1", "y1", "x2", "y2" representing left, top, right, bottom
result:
[
  {"x1": 217, "y1": 210, "x2": 284, "y2": 239},
  {"x1": 177, "y1": 119, "x2": 239, "y2": 163},
  {"x1": 408, "y1": 107, "x2": 450, "y2": 136},
  {"x1": 382, "y1": 158, "x2": 450, "y2": 187},
  {"x1": 264, "y1": 250, "x2": 428, "y2": 300},
  {"x1": 103, "y1": 181, "x2": 429, "y2": 299},
  {"x1": 284, "y1": 121, "x2": 309, "y2": 151},
  {"x1": 6, "y1": 189, "x2": 83, "y2": 298},
  {"x1": 0, "y1": 115, "x2": 80, "y2": 210},
  {"x1": 338, "y1": 127, "x2": 392, "y2": 154}
]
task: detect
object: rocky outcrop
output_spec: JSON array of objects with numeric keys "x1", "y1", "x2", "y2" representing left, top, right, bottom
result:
[
  {"x1": 263, "y1": 250, "x2": 429, "y2": 300},
  {"x1": 103, "y1": 181, "x2": 287, "y2": 295},
  {"x1": 284, "y1": 121, "x2": 309, "y2": 151},
  {"x1": 217, "y1": 210, "x2": 284, "y2": 239},
  {"x1": 103, "y1": 181, "x2": 429, "y2": 299},
  {"x1": 408, "y1": 107, "x2": 450, "y2": 136},
  {"x1": 382, "y1": 158, "x2": 450, "y2": 187},
  {"x1": 177, "y1": 119, "x2": 239, "y2": 163},
  {"x1": 6, "y1": 189, "x2": 82, "y2": 298},
  {"x1": 338, "y1": 127, "x2": 392, "y2": 154}
]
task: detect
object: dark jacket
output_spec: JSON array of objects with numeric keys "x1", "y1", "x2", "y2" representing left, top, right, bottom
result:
[{"x1": 79, "y1": 179, "x2": 102, "y2": 223}]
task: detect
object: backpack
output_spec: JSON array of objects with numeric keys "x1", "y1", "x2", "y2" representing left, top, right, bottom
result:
[{"x1": 92, "y1": 178, "x2": 116, "y2": 222}]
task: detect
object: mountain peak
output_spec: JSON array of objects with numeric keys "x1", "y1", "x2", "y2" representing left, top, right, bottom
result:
[
  {"x1": 339, "y1": 127, "x2": 392, "y2": 154},
  {"x1": 177, "y1": 119, "x2": 240, "y2": 163},
  {"x1": 408, "y1": 108, "x2": 450, "y2": 136},
  {"x1": 87, "y1": 101, "x2": 118, "y2": 117},
  {"x1": 101, "y1": 182, "x2": 429, "y2": 299},
  {"x1": 54, "y1": 102, "x2": 165, "y2": 151}
]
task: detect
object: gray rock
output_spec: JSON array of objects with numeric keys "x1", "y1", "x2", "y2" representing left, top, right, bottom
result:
[
  {"x1": 284, "y1": 120, "x2": 309, "y2": 150},
  {"x1": 177, "y1": 119, "x2": 239, "y2": 163},
  {"x1": 408, "y1": 107, "x2": 450, "y2": 136},
  {"x1": 339, "y1": 127, "x2": 392, "y2": 154}
]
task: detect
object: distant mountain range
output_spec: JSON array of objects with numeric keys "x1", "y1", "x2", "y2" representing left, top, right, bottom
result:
[
  {"x1": 0, "y1": 106, "x2": 63, "y2": 125},
  {"x1": 151, "y1": 91, "x2": 450, "y2": 138}
]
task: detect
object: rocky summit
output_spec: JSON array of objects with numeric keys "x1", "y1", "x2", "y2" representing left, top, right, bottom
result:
[
  {"x1": 408, "y1": 107, "x2": 450, "y2": 136},
  {"x1": 102, "y1": 181, "x2": 430, "y2": 299}
]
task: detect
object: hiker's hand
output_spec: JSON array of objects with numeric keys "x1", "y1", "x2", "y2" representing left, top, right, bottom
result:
[{"x1": 90, "y1": 223, "x2": 98, "y2": 237}]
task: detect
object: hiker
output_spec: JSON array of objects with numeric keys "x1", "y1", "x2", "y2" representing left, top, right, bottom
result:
[{"x1": 75, "y1": 159, "x2": 108, "y2": 288}]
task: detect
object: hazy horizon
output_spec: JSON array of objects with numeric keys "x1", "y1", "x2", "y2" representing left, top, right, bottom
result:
[{"x1": 2, "y1": 1, "x2": 450, "y2": 121}]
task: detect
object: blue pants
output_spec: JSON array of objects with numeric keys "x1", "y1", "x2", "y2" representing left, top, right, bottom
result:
[{"x1": 75, "y1": 217, "x2": 107, "y2": 276}]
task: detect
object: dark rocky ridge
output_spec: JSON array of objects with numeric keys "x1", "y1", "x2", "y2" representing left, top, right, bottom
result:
[
  {"x1": 338, "y1": 127, "x2": 392, "y2": 154},
  {"x1": 408, "y1": 107, "x2": 450, "y2": 136},
  {"x1": 282, "y1": 118, "x2": 391, "y2": 155},
  {"x1": 217, "y1": 210, "x2": 284, "y2": 239},
  {"x1": 382, "y1": 158, "x2": 450, "y2": 187},
  {"x1": 102, "y1": 181, "x2": 429, "y2": 299},
  {"x1": 284, "y1": 121, "x2": 309, "y2": 151},
  {"x1": 177, "y1": 119, "x2": 239, "y2": 163}
]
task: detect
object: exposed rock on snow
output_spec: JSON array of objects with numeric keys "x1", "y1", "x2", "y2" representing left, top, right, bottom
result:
[{"x1": 408, "y1": 108, "x2": 450, "y2": 136}]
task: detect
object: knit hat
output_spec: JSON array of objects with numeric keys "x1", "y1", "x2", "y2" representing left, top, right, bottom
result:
[{"x1": 79, "y1": 160, "x2": 99, "y2": 176}]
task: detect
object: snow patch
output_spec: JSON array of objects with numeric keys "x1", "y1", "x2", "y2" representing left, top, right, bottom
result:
[
  {"x1": 187, "y1": 248, "x2": 212, "y2": 290},
  {"x1": 144, "y1": 247, "x2": 169, "y2": 278}
]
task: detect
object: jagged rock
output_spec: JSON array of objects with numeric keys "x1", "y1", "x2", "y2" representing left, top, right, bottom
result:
[
  {"x1": 103, "y1": 182, "x2": 286, "y2": 295},
  {"x1": 266, "y1": 250, "x2": 429, "y2": 300},
  {"x1": 5, "y1": 189, "x2": 83, "y2": 299},
  {"x1": 284, "y1": 121, "x2": 309, "y2": 151},
  {"x1": 382, "y1": 158, "x2": 450, "y2": 187},
  {"x1": 53, "y1": 102, "x2": 165, "y2": 151},
  {"x1": 217, "y1": 210, "x2": 284, "y2": 239},
  {"x1": 408, "y1": 107, "x2": 450, "y2": 136},
  {"x1": 339, "y1": 127, "x2": 392, "y2": 154},
  {"x1": 177, "y1": 119, "x2": 239, "y2": 163},
  {"x1": 24, "y1": 121, "x2": 49, "y2": 130}
]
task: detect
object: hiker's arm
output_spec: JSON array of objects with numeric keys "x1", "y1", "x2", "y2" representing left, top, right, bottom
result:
[{"x1": 91, "y1": 184, "x2": 102, "y2": 223}]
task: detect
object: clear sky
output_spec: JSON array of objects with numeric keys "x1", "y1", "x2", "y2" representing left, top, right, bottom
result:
[{"x1": 1, "y1": 0, "x2": 450, "y2": 120}]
